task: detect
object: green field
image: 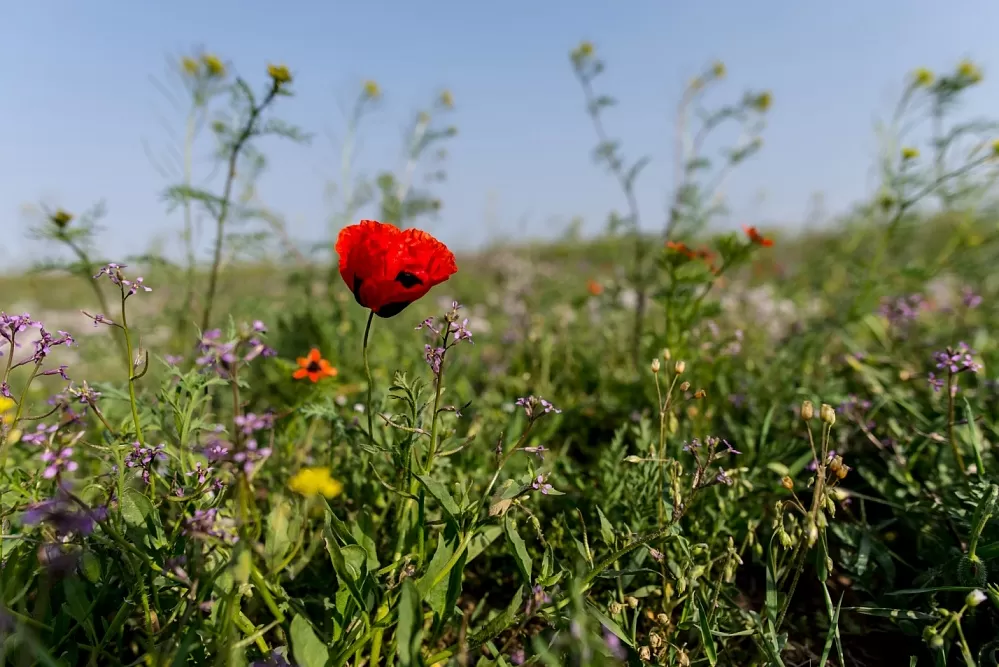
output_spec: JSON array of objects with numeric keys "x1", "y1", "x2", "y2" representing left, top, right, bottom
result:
[{"x1": 2, "y1": 51, "x2": 999, "y2": 667}]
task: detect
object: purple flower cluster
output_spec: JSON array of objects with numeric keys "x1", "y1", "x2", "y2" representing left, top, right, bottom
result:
[
  {"x1": 0, "y1": 312, "x2": 75, "y2": 397},
  {"x1": 515, "y1": 395, "x2": 561, "y2": 421},
  {"x1": 934, "y1": 342, "x2": 982, "y2": 375},
  {"x1": 962, "y1": 286, "x2": 982, "y2": 310},
  {"x1": 195, "y1": 322, "x2": 274, "y2": 378},
  {"x1": 231, "y1": 412, "x2": 274, "y2": 476},
  {"x1": 531, "y1": 473, "x2": 553, "y2": 494},
  {"x1": 124, "y1": 442, "x2": 166, "y2": 484},
  {"x1": 22, "y1": 423, "x2": 58, "y2": 446},
  {"x1": 524, "y1": 583, "x2": 551, "y2": 615},
  {"x1": 40, "y1": 446, "x2": 78, "y2": 479},
  {"x1": 878, "y1": 294, "x2": 924, "y2": 330},
  {"x1": 183, "y1": 508, "x2": 238, "y2": 543},
  {"x1": 93, "y1": 263, "x2": 152, "y2": 298},
  {"x1": 22, "y1": 493, "x2": 107, "y2": 538},
  {"x1": 417, "y1": 301, "x2": 474, "y2": 379}
]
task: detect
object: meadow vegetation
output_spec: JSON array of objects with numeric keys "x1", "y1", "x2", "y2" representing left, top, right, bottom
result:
[{"x1": 2, "y1": 43, "x2": 999, "y2": 666}]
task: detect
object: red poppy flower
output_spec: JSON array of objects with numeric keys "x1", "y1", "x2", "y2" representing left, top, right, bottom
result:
[
  {"x1": 293, "y1": 349, "x2": 338, "y2": 382},
  {"x1": 742, "y1": 225, "x2": 774, "y2": 247},
  {"x1": 335, "y1": 220, "x2": 458, "y2": 318},
  {"x1": 586, "y1": 279, "x2": 604, "y2": 296}
]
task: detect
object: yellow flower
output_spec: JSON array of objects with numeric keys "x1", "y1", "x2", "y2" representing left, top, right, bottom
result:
[
  {"x1": 577, "y1": 41, "x2": 594, "y2": 58},
  {"x1": 288, "y1": 467, "x2": 343, "y2": 499},
  {"x1": 711, "y1": 61, "x2": 726, "y2": 79},
  {"x1": 958, "y1": 59, "x2": 982, "y2": 84},
  {"x1": 201, "y1": 54, "x2": 226, "y2": 78},
  {"x1": 901, "y1": 146, "x2": 919, "y2": 161},
  {"x1": 50, "y1": 209, "x2": 73, "y2": 229},
  {"x1": 267, "y1": 64, "x2": 293, "y2": 86},
  {"x1": 912, "y1": 67, "x2": 934, "y2": 87},
  {"x1": 363, "y1": 79, "x2": 381, "y2": 100},
  {"x1": 439, "y1": 89, "x2": 454, "y2": 109},
  {"x1": 0, "y1": 397, "x2": 22, "y2": 445},
  {"x1": 181, "y1": 56, "x2": 200, "y2": 77},
  {"x1": 753, "y1": 91, "x2": 773, "y2": 112}
]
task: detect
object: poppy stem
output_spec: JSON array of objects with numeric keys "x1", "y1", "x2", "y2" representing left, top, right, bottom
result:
[{"x1": 362, "y1": 310, "x2": 376, "y2": 445}]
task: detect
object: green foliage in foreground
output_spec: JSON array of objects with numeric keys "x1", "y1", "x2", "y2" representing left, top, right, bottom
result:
[{"x1": 3, "y1": 46, "x2": 999, "y2": 667}]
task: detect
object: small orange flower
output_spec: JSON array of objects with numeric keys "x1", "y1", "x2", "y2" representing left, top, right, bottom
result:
[
  {"x1": 586, "y1": 279, "x2": 604, "y2": 296},
  {"x1": 666, "y1": 240, "x2": 696, "y2": 259},
  {"x1": 293, "y1": 349, "x2": 338, "y2": 383},
  {"x1": 742, "y1": 225, "x2": 773, "y2": 247}
]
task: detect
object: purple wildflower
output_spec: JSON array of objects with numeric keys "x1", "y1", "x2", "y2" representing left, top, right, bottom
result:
[
  {"x1": 531, "y1": 473, "x2": 553, "y2": 495},
  {"x1": 22, "y1": 423, "x2": 58, "y2": 446},
  {"x1": 524, "y1": 583, "x2": 551, "y2": 615},
  {"x1": 40, "y1": 447, "x2": 78, "y2": 479},
  {"x1": 515, "y1": 395, "x2": 562, "y2": 421},
  {"x1": 603, "y1": 626, "x2": 627, "y2": 660},
  {"x1": 962, "y1": 287, "x2": 982, "y2": 309}
]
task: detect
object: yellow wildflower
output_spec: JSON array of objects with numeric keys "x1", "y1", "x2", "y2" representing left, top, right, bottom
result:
[
  {"x1": 712, "y1": 61, "x2": 726, "y2": 79},
  {"x1": 0, "y1": 397, "x2": 22, "y2": 445},
  {"x1": 753, "y1": 91, "x2": 773, "y2": 112},
  {"x1": 912, "y1": 67, "x2": 934, "y2": 87},
  {"x1": 578, "y1": 41, "x2": 594, "y2": 58},
  {"x1": 901, "y1": 146, "x2": 919, "y2": 161},
  {"x1": 288, "y1": 467, "x2": 343, "y2": 499},
  {"x1": 50, "y1": 209, "x2": 73, "y2": 229},
  {"x1": 958, "y1": 59, "x2": 982, "y2": 84},
  {"x1": 439, "y1": 89, "x2": 454, "y2": 109},
  {"x1": 363, "y1": 79, "x2": 381, "y2": 100},
  {"x1": 201, "y1": 54, "x2": 226, "y2": 78},
  {"x1": 267, "y1": 64, "x2": 293, "y2": 86},
  {"x1": 181, "y1": 56, "x2": 200, "y2": 77}
]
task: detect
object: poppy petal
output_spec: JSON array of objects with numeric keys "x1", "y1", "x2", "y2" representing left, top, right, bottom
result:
[
  {"x1": 293, "y1": 368, "x2": 308, "y2": 379},
  {"x1": 308, "y1": 348, "x2": 321, "y2": 362}
]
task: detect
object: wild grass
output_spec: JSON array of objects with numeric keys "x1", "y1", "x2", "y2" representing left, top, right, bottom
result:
[{"x1": 2, "y1": 45, "x2": 999, "y2": 667}]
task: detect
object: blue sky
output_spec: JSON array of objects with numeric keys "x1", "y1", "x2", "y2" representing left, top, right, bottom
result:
[{"x1": 3, "y1": 0, "x2": 999, "y2": 269}]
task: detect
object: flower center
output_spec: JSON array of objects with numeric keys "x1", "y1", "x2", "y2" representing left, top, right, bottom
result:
[{"x1": 306, "y1": 360, "x2": 322, "y2": 373}]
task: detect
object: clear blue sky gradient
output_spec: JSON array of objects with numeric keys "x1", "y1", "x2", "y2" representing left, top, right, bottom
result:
[{"x1": 3, "y1": 0, "x2": 999, "y2": 269}]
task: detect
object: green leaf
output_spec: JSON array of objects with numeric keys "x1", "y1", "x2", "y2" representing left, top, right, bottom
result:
[
  {"x1": 695, "y1": 596, "x2": 718, "y2": 665},
  {"x1": 397, "y1": 579, "x2": 424, "y2": 667},
  {"x1": 79, "y1": 550, "x2": 101, "y2": 583},
  {"x1": 417, "y1": 529, "x2": 460, "y2": 603},
  {"x1": 504, "y1": 515, "x2": 533, "y2": 587},
  {"x1": 415, "y1": 473, "x2": 462, "y2": 521},
  {"x1": 765, "y1": 533, "x2": 779, "y2": 622},
  {"x1": 323, "y1": 526, "x2": 368, "y2": 612},
  {"x1": 264, "y1": 497, "x2": 293, "y2": 570},
  {"x1": 290, "y1": 614, "x2": 329, "y2": 667},
  {"x1": 120, "y1": 487, "x2": 154, "y2": 526}
]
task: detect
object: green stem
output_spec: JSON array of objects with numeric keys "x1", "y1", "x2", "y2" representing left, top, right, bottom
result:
[
  {"x1": 120, "y1": 291, "x2": 145, "y2": 448},
  {"x1": 363, "y1": 310, "x2": 376, "y2": 445}
]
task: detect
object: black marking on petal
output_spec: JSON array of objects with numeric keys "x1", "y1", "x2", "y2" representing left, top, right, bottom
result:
[
  {"x1": 395, "y1": 271, "x2": 423, "y2": 288},
  {"x1": 376, "y1": 300, "x2": 414, "y2": 318},
  {"x1": 352, "y1": 275, "x2": 365, "y2": 306}
]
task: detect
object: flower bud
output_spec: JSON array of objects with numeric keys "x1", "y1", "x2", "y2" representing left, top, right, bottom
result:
[
  {"x1": 679, "y1": 381, "x2": 690, "y2": 392},
  {"x1": 694, "y1": 389, "x2": 706, "y2": 399},
  {"x1": 966, "y1": 589, "x2": 986, "y2": 607},
  {"x1": 609, "y1": 601, "x2": 625, "y2": 615},
  {"x1": 662, "y1": 348, "x2": 671, "y2": 361},
  {"x1": 800, "y1": 400, "x2": 814, "y2": 421},
  {"x1": 624, "y1": 455, "x2": 643, "y2": 464},
  {"x1": 656, "y1": 613, "x2": 669, "y2": 626},
  {"x1": 625, "y1": 596, "x2": 639, "y2": 608},
  {"x1": 651, "y1": 358, "x2": 661, "y2": 373},
  {"x1": 781, "y1": 476, "x2": 794, "y2": 490},
  {"x1": 649, "y1": 632, "x2": 663, "y2": 649},
  {"x1": 820, "y1": 403, "x2": 836, "y2": 425},
  {"x1": 639, "y1": 646, "x2": 652, "y2": 661},
  {"x1": 674, "y1": 360, "x2": 686, "y2": 375}
]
